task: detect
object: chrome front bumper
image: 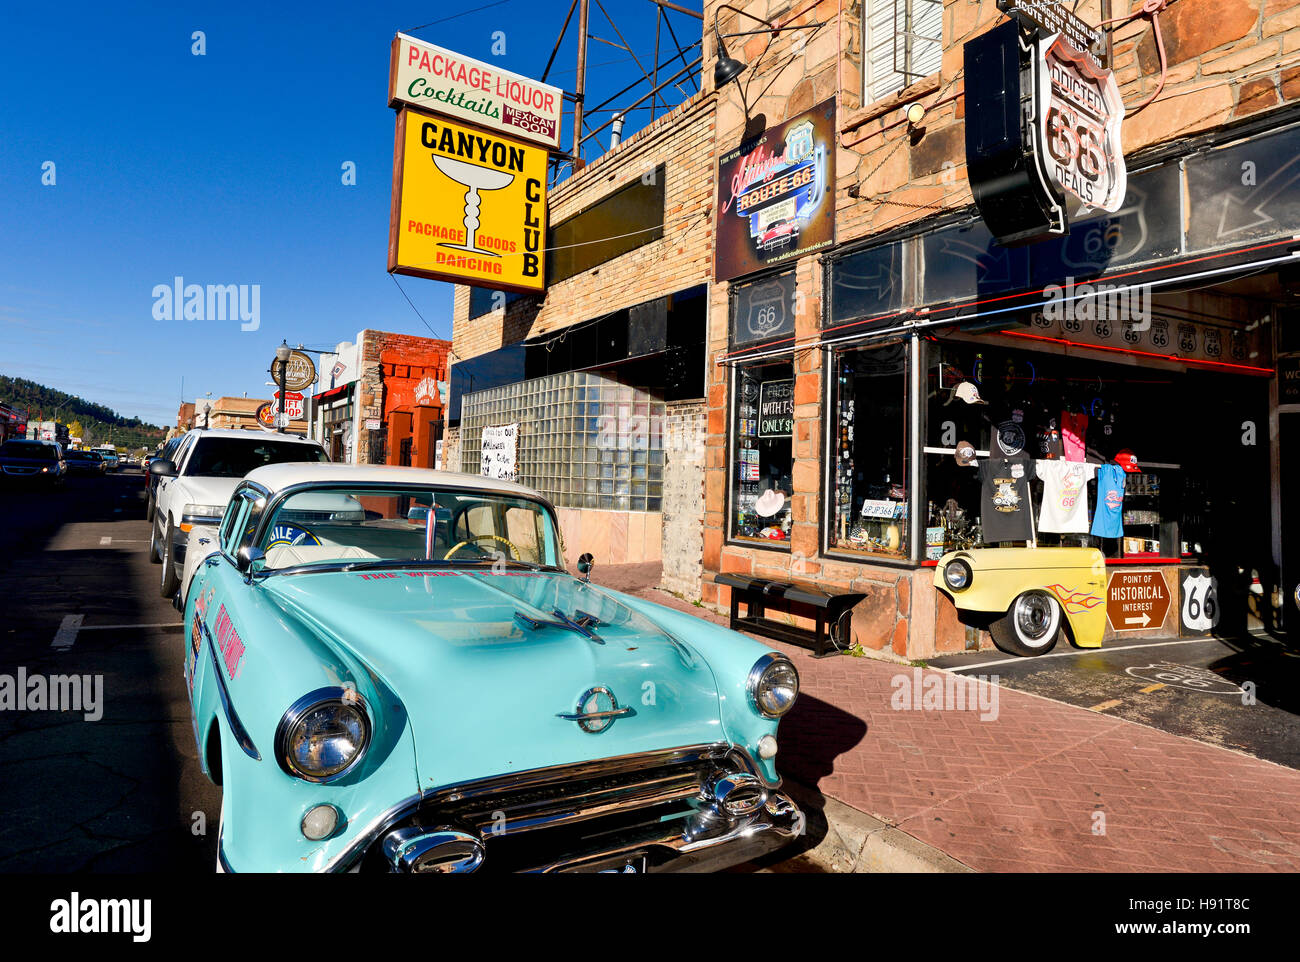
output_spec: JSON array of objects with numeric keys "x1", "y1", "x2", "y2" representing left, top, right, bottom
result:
[{"x1": 322, "y1": 744, "x2": 801, "y2": 874}]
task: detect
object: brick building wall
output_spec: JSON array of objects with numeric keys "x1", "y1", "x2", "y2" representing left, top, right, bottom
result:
[
  {"x1": 450, "y1": 93, "x2": 718, "y2": 363},
  {"x1": 698, "y1": 0, "x2": 1300, "y2": 658},
  {"x1": 354, "y1": 329, "x2": 450, "y2": 466},
  {"x1": 448, "y1": 92, "x2": 720, "y2": 575}
]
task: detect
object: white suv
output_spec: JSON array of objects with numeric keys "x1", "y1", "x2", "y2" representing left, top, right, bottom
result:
[{"x1": 149, "y1": 429, "x2": 329, "y2": 599}]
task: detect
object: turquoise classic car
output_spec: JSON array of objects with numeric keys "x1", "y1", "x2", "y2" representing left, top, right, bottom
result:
[{"x1": 183, "y1": 463, "x2": 802, "y2": 873}]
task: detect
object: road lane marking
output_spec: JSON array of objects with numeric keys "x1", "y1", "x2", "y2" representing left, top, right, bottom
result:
[
  {"x1": 99, "y1": 536, "x2": 112, "y2": 545},
  {"x1": 940, "y1": 637, "x2": 1214, "y2": 672},
  {"x1": 51, "y1": 614, "x2": 84, "y2": 650},
  {"x1": 1089, "y1": 699, "x2": 1123, "y2": 712},
  {"x1": 1138, "y1": 683, "x2": 1166, "y2": 693}
]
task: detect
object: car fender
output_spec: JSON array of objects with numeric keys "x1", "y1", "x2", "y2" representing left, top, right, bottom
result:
[
  {"x1": 614, "y1": 590, "x2": 786, "y2": 786},
  {"x1": 184, "y1": 563, "x2": 420, "y2": 872},
  {"x1": 935, "y1": 547, "x2": 1107, "y2": 648}
]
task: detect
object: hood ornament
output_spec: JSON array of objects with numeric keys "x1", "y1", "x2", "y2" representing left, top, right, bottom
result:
[{"x1": 557, "y1": 687, "x2": 633, "y2": 733}]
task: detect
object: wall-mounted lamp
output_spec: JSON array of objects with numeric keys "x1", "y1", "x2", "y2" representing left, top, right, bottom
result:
[
  {"x1": 712, "y1": 4, "x2": 827, "y2": 99},
  {"x1": 904, "y1": 102, "x2": 927, "y2": 126}
]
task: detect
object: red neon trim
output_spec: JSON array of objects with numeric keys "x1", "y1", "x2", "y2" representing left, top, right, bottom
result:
[
  {"x1": 1003, "y1": 330, "x2": 1274, "y2": 374},
  {"x1": 1106, "y1": 556, "x2": 1182, "y2": 565}
]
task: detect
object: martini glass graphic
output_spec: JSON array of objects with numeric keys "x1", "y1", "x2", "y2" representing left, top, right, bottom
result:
[{"x1": 432, "y1": 154, "x2": 516, "y2": 256}]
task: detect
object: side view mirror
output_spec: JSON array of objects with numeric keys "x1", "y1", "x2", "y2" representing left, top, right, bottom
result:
[
  {"x1": 577, "y1": 552, "x2": 594, "y2": 583},
  {"x1": 236, "y1": 546, "x2": 266, "y2": 578},
  {"x1": 149, "y1": 459, "x2": 177, "y2": 477}
]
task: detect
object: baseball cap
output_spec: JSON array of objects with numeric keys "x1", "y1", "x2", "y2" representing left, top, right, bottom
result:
[
  {"x1": 1114, "y1": 449, "x2": 1140, "y2": 473},
  {"x1": 951, "y1": 381, "x2": 987, "y2": 405},
  {"x1": 954, "y1": 440, "x2": 977, "y2": 466}
]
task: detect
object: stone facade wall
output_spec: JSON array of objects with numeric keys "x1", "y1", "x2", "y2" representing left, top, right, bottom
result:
[{"x1": 697, "y1": 0, "x2": 1300, "y2": 658}]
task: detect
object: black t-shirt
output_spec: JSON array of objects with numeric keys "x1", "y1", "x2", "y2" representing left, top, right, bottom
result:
[{"x1": 979, "y1": 455, "x2": 1035, "y2": 543}]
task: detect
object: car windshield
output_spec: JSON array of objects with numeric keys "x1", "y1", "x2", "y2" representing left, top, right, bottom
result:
[
  {"x1": 0, "y1": 441, "x2": 57, "y2": 460},
  {"x1": 186, "y1": 437, "x2": 327, "y2": 478},
  {"x1": 256, "y1": 486, "x2": 563, "y2": 571}
]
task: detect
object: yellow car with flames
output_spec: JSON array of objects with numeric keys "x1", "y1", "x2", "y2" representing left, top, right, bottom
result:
[{"x1": 934, "y1": 547, "x2": 1107, "y2": 657}]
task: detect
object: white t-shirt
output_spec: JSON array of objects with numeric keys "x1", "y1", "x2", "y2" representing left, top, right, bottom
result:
[{"x1": 1036, "y1": 460, "x2": 1096, "y2": 533}]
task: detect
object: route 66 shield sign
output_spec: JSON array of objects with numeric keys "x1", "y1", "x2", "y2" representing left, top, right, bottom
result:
[{"x1": 1180, "y1": 571, "x2": 1219, "y2": 633}]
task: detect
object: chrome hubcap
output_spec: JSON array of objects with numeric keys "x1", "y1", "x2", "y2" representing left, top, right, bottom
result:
[{"x1": 1016, "y1": 595, "x2": 1054, "y2": 642}]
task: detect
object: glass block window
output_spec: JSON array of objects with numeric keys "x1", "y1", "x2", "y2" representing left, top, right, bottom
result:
[{"x1": 460, "y1": 370, "x2": 666, "y2": 512}]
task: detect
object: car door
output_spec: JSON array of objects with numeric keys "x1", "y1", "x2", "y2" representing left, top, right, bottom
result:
[{"x1": 185, "y1": 486, "x2": 261, "y2": 770}]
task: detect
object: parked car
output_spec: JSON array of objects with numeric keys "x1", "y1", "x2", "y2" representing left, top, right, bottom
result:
[
  {"x1": 145, "y1": 438, "x2": 183, "y2": 522},
  {"x1": 181, "y1": 463, "x2": 801, "y2": 873},
  {"x1": 0, "y1": 439, "x2": 66, "y2": 488},
  {"x1": 150, "y1": 428, "x2": 329, "y2": 599},
  {"x1": 63, "y1": 449, "x2": 107, "y2": 476}
]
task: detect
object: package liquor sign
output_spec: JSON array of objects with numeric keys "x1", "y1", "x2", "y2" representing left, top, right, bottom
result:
[
  {"x1": 716, "y1": 99, "x2": 835, "y2": 281},
  {"x1": 388, "y1": 108, "x2": 548, "y2": 293},
  {"x1": 389, "y1": 34, "x2": 563, "y2": 150},
  {"x1": 1038, "y1": 32, "x2": 1126, "y2": 214}
]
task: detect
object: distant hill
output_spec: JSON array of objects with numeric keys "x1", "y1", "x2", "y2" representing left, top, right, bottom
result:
[{"x1": 0, "y1": 374, "x2": 167, "y2": 450}]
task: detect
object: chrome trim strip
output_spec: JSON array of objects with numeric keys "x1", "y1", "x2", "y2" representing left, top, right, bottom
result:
[
  {"x1": 323, "y1": 743, "x2": 733, "y2": 873},
  {"x1": 199, "y1": 620, "x2": 261, "y2": 761}
]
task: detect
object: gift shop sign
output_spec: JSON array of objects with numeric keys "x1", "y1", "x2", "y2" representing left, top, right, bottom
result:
[
  {"x1": 389, "y1": 109, "x2": 547, "y2": 293},
  {"x1": 1038, "y1": 32, "x2": 1126, "y2": 215},
  {"x1": 716, "y1": 99, "x2": 835, "y2": 282},
  {"x1": 1106, "y1": 569, "x2": 1170, "y2": 631},
  {"x1": 389, "y1": 34, "x2": 562, "y2": 150}
]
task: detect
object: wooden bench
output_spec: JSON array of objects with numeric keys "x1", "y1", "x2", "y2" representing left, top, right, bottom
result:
[{"x1": 713, "y1": 573, "x2": 867, "y2": 658}]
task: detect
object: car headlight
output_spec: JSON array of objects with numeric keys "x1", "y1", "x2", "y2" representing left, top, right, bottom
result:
[
  {"x1": 943, "y1": 559, "x2": 973, "y2": 592},
  {"x1": 181, "y1": 504, "x2": 225, "y2": 531},
  {"x1": 275, "y1": 688, "x2": 371, "y2": 782},
  {"x1": 747, "y1": 654, "x2": 799, "y2": 718}
]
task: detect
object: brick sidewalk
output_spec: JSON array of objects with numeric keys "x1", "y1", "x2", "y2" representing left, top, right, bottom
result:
[{"x1": 597, "y1": 564, "x2": 1300, "y2": 872}]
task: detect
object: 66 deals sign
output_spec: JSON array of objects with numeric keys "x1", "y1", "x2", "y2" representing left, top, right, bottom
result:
[
  {"x1": 1037, "y1": 32, "x2": 1126, "y2": 214},
  {"x1": 389, "y1": 34, "x2": 562, "y2": 150}
]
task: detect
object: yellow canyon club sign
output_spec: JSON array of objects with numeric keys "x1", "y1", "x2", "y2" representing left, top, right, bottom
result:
[{"x1": 388, "y1": 109, "x2": 547, "y2": 292}]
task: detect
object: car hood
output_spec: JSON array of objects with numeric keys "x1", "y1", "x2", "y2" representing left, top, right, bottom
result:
[
  {"x1": 263, "y1": 568, "x2": 726, "y2": 790},
  {"x1": 173, "y1": 475, "x2": 239, "y2": 507}
]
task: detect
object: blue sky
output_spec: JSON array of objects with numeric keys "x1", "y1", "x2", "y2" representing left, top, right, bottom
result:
[{"x1": 0, "y1": 0, "x2": 703, "y2": 427}]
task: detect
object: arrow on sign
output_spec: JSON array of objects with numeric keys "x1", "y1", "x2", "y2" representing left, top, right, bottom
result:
[{"x1": 1124, "y1": 613, "x2": 1152, "y2": 628}]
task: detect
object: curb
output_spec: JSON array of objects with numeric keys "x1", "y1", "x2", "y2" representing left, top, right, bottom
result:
[{"x1": 772, "y1": 781, "x2": 974, "y2": 873}]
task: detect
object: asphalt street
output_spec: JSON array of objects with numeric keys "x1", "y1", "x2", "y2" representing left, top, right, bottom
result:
[
  {"x1": 928, "y1": 632, "x2": 1300, "y2": 770},
  {"x1": 0, "y1": 470, "x2": 220, "y2": 872}
]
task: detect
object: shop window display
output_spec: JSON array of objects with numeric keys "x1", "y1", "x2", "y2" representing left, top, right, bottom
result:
[
  {"x1": 922, "y1": 339, "x2": 1267, "y2": 564},
  {"x1": 828, "y1": 343, "x2": 909, "y2": 559},
  {"x1": 731, "y1": 361, "x2": 793, "y2": 546}
]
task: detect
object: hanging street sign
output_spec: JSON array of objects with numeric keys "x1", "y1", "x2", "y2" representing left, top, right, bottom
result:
[
  {"x1": 270, "y1": 350, "x2": 317, "y2": 392},
  {"x1": 389, "y1": 34, "x2": 563, "y2": 150},
  {"x1": 1038, "y1": 32, "x2": 1126, "y2": 215},
  {"x1": 389, "y1": 108, "x2": 548, "y2": 293}
]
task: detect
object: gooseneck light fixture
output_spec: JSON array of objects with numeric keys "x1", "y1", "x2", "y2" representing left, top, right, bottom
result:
[{"x1": 711, "y1": 3, "x2": 827, "y2": 114}]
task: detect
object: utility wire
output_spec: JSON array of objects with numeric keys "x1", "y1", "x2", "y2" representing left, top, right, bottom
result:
[{"x1": 402, "y1": 0, "x2": 514, "y2": 33}]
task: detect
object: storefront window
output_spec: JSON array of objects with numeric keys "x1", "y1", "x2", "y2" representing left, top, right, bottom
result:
[
  {"x1": 827, "y1": 342, "x2": 910, "y2": 559},
  {"x1": 731, "y1": 361, "x2": 793, "y2": 547},
  {"x1": 922, "y1": 338, "x2": 1270, "y2": 565}
]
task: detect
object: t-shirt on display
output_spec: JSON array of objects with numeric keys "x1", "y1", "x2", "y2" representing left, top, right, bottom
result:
[{"x1": 1035, "y1": 459, "x2": 1096, "y2": 533}]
